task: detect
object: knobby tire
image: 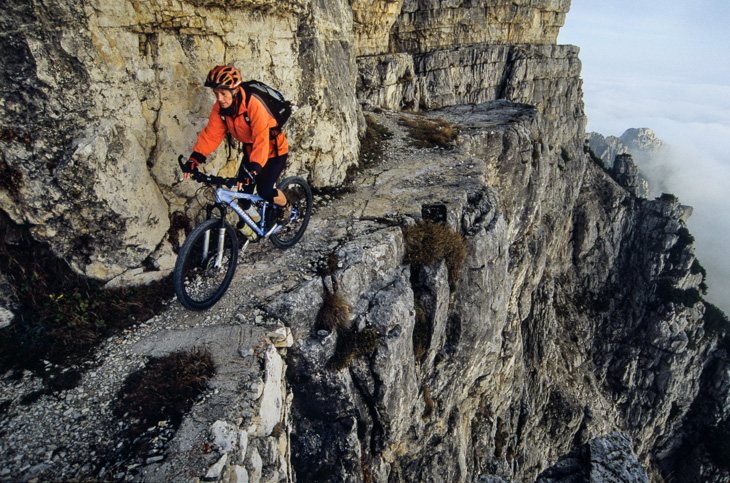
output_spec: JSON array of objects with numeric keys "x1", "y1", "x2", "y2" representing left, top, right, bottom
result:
[
  {"x1": 270, "y1": 176, "x2": 312, "y2": 249},
  {"x1": 173, "y1": 218, "x2": 238, "y2": 310}
]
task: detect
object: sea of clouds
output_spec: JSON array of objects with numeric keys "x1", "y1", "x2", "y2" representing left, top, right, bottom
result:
[{"x1": 560, "y1": 2, "x2": 730, "y2": 313}]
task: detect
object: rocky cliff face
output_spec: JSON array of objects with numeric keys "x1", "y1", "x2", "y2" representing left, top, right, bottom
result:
[
  {"x1": 1, "y1": 0, "x2": 362, "y2": 285},
  {"x1": 587, "y1": 128, "x2": 666, "y2": 169},
  {"x1": 2, "y1": 0, "x2": 729, "y2": 482},
  {"x1": 586, "y1": 131, "x2": 628, "y2": 168},
  {"x1": 275, "y1": 106, "x2": 722, "y2": 482},
  {"x1": 0, "y1": 0, "x2": 582, "y2": 285},
  {"x1": 620, "y1": 127, "x2": 666, "y2": 153}
]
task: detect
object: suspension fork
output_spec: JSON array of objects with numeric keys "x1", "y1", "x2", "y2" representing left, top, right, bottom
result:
[
  {"x1": 202, "y1": 202, "x2": 228, "y2": 268},
  {"x1": 215, "y1": 226, "x2": 226, "y2": 268}
]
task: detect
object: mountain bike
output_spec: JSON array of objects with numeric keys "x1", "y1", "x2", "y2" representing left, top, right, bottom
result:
[{"x1": 173, "y1": 155, "x2": 312, "y2": 310}]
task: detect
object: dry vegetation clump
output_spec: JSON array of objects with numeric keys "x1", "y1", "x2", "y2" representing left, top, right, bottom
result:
[
  {"x1": 114, "y1": 349, "x2": 216, "y2": 439},
  {"x1": 316, "y1": 291, "x2": 352, "y2": 334},
  {"x1": 421, "y1": 383, "x2": 434, "y2": 419},
  {"x1": 0, "y1": 214, "x2": 172, "y2": 386},
  {"x1": 315, "y1": 251, "x2": 340, "y2": 278},
  {"x1": 403, "y1": 220, "x2": 467, "y2": 286},
  {"x1": 315, "y1": 289, "x2": 380, "y2": 371},
  {"x1": 328, "y1": 327, "x2": 380, "y2": 371},
  {"x1": 398, "y1": 115, "x2": 457, "y2": 150}
]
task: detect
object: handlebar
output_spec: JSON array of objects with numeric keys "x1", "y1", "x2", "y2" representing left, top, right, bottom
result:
[{"x1": 178, "y1": 155, "x2": 243, "y2": 187}]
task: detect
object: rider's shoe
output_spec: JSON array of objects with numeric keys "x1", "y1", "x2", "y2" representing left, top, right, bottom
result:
[{"x1": 276, "y1": 201, "x2": 292, "y2": 226}]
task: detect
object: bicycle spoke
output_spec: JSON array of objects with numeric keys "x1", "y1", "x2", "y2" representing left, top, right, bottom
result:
[{"x1": 174, "y1": 219, "x2": 238, "y2": 310}]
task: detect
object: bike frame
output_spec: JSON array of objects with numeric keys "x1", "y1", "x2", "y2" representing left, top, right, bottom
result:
[
  {"x1": 177, "y1": 155, "x2": 298, "y2": 268},
  {"x1": 201, "y1": 189, "x2": 294, "y2": 269},
  {"x1": 200, "y1": 189, "x2": 271, "y2": 270},
  {"x1": 215, "y1": 188, "x2": 289, "y2": 239}
]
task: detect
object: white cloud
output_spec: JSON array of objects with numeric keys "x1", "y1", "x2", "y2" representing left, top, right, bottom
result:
[{"x1": 561, "y1": 2, "x2": 730, "y2": 313}]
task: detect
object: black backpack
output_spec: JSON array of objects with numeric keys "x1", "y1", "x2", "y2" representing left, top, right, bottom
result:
[{"x1": 241, "y1": 80, "x2": 294, "y2": 131}]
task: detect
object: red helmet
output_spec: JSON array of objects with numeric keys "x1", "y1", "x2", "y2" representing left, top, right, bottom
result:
[{"x1": 204, "y1": 65, "x2": 242, "y2": 89}]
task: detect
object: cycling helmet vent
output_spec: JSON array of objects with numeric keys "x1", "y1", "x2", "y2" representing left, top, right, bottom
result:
[{"x1": 204, "y1": 65, "x2": 242, "y2": 89}]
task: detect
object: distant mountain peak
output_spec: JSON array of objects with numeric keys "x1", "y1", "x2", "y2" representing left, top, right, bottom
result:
[
  {"x1": 586, "y1": 131, "x2": 628, "y2": 168},
  {"x1": 620, "y1": 128, "x2": 666, "y2": 152}
]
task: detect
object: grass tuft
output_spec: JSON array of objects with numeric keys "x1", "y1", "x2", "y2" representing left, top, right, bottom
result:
[
  {"x1": 398, "y1": 116, "x2": 457, "y2": 150},
  {"x1": 316, "y1": 291, "x2": 352, "y2": 334},
  {"x1": 327, "y1": 328, "x2": 380, "y2": 371},
  {"x1": 403, "y1": 221, "x2": 467, "y2": 286},
  {"x1": 315, "y1": 251, "x2": 340, "y2": 278},
  {"x1": 421, "y1": 383, "x2": 434, "y2": 419}
]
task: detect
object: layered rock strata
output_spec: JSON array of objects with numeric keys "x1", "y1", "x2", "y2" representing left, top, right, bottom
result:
[
  {"x1": 0, "y1": 104, "x2": 725, "y2": 482},
  {"x1": 2, "y1": 0, "x2": 729, "y2": 482},
  {"x1": 0, "y1": 0, "x2": 361, "y2": 285},
  {"x1": 0, "y1": 0, "x2": 574, "y2": 284},
  {"x1": 279, "y1": 105, "x2": 721, "y2": 482},
  {"x1": 390, "y1": 0, "x2": 570, "y2": 53}
]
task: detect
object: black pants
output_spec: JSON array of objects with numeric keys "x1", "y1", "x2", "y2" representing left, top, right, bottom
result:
[{"x1": 242, "y1": 153, "x2": 287, "y2": 204}]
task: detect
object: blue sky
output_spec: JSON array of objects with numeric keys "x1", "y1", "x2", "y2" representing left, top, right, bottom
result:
[{"x1": 559, "y1": 1, "x2": 730, "y2": 313}]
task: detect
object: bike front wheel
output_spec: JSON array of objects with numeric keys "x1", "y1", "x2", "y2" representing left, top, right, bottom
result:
[
  {"x1": 173, "y1": 218, "x2": 238, "y2": 310},
  {"x1": 271, "y1": 176, "x2": 312, "y2": 249}
]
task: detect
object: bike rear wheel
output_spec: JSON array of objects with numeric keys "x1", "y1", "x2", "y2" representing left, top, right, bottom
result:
[
  {"x1": 173, "y1": 218, "x2": 238, "y2": 310},
  {"x1": 271, "y1": 176, "x2": 312, "y2": 249}
]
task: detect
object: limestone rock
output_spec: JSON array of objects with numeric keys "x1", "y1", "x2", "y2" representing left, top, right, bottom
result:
[
  {"x1": 1, "y1": 102, "x2": 727, "y2": 483},
  {"x1": 612, "y1": 153, "x2": 641, "y2": 197},
  {"x1": 0, "y1": 0, "x2": 584, "y2": 282},
  {"x1": 1, "y1": 2, "x2": 728, "y2": 483},
  {"x1": 0, "y1": 0, "x2": 362, "y2": 281},
  {"x1": 536, "y1": 432, "x2": 648, "y2": 483},
  {"x1": 205, "y1": 454, "x2": 228, "y2": 480},
  {"x1": 587, "y1": 131, "x2": 629, "y2": 168},
  {"x1": 391, "y1": 0, "x2": 570, "y2": 54},
  {"x1": 620, "y1": 127, "x2": 666, "y2": 153},
  {"x1": 251, "y1": 344, "x2": 285, "y2": 437},
  {"x1": 211, "y1": 420, "x2": 239, "y2": 453}
]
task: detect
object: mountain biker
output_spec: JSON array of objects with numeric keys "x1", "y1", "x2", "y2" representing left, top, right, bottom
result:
[{"x1": 182, "y1": 65, "x2": 292, "y2": 225}]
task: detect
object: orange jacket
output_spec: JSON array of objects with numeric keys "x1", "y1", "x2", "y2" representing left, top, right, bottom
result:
[{"x1": 192, "y1": 93, "x2": 289, "y2": 169}]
